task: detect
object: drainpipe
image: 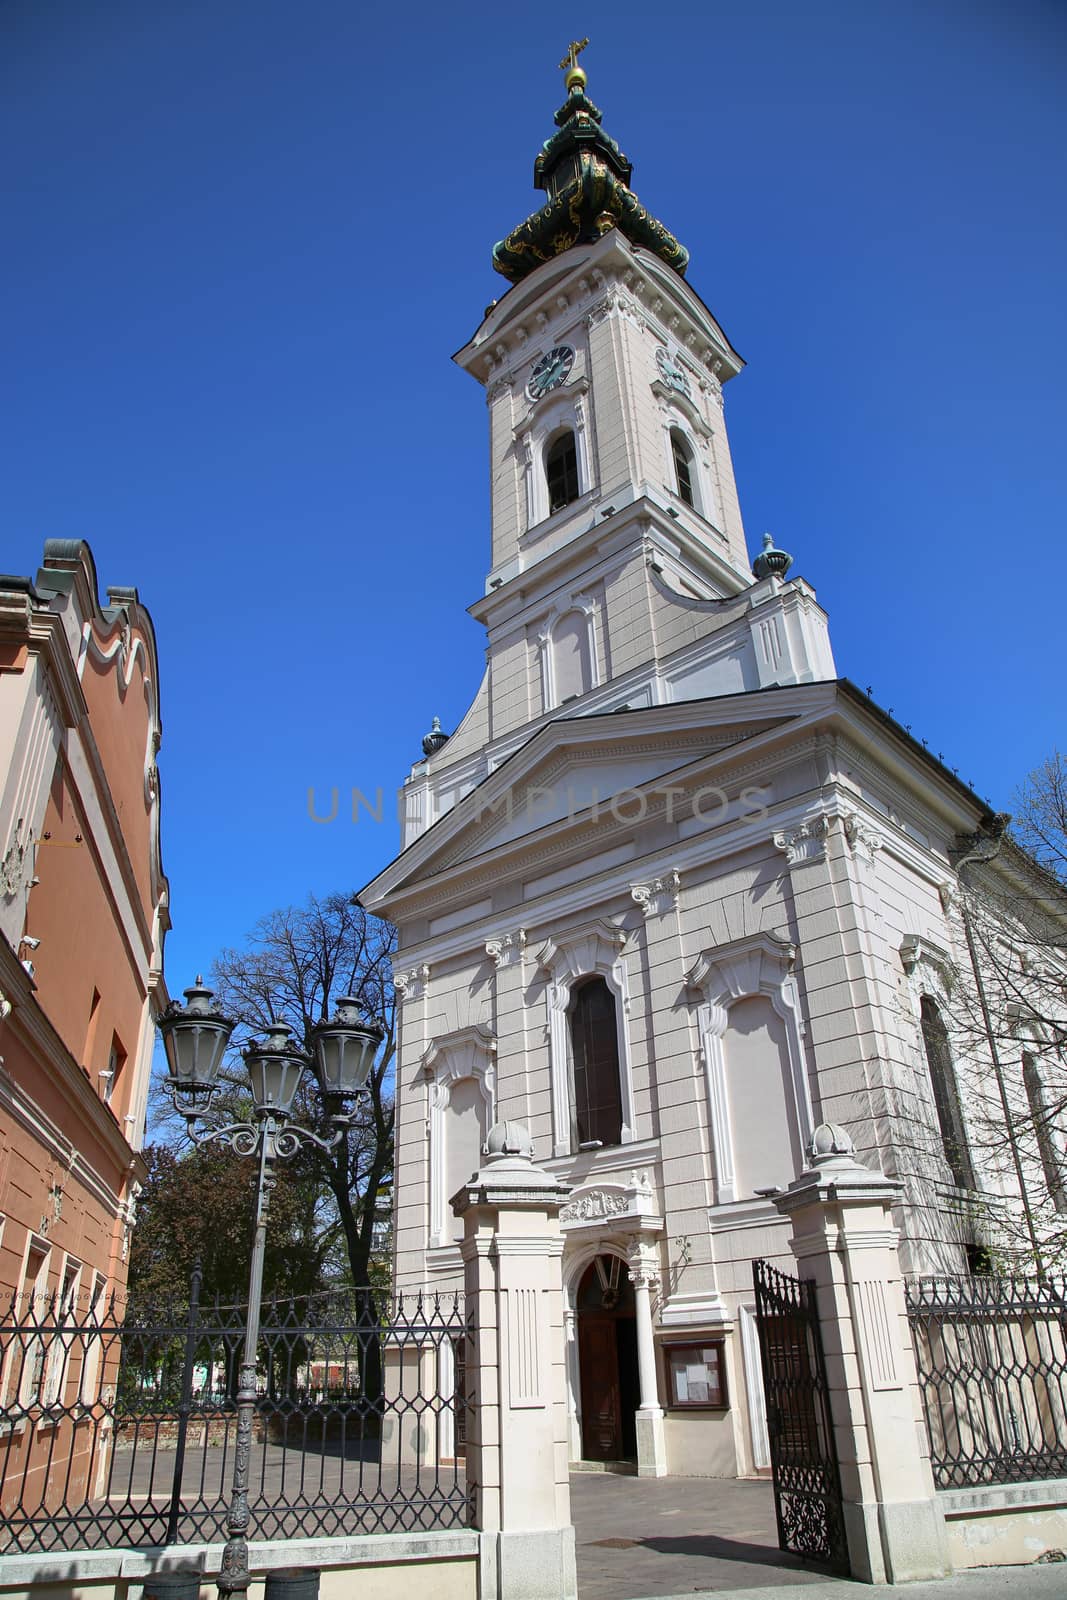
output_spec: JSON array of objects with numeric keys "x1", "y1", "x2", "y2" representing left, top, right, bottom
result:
[{"x1": 951, "y1": 813, "x2": 1045, "y2": 1279}]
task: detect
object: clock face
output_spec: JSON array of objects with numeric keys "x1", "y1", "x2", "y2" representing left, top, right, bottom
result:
[
  {"x1": 527, "y1": 345, "x2": 575, "y2": 400},
  {"x1": 656, "y1": 344, "x2": 692, "y2": 398}
]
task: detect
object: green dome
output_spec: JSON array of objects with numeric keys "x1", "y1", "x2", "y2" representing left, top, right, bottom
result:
[{"x1": 492, "y1": 74, "x2": 688, "y2": 285}]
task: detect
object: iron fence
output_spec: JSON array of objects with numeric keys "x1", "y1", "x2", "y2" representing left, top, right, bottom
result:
[
  {"x1": 905, "y1": 1274, "x2": 1067, "y2": 1490},
  {"x1": 0, "y1": 1270, "x2": 469, "y2": 1553}
]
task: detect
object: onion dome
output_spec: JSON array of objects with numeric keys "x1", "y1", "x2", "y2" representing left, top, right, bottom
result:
[
  {"x1": 752, "y1": 532, "x2": 793, "y2": 582},
  {"x1": 421, "y1": 716, "x2": 450, "y2": 757},
  {"x1": 492, "y1": 43, "x2": 688, "y2": 285}
]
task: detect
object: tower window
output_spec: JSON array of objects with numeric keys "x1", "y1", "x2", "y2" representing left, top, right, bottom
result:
[
  {"x1": 545, "y1": 430, "x2": 580, "y2": 514},
  {"x1": 920, "y1": 996, "x2": 975, "y2": 1189},
  {"x1": 569, "y1": 977, "x2": 623, "y2": 1149},
  {"x1": 670, "y1": 428, "x2": 695, "y2": 508}
]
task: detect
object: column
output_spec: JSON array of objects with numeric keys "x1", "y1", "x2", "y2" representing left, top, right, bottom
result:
[
  {"x1": 773, "y1": 1124, "x2": 951, "y2": 1584},
  {"x1": 453, "y1": 1121, "x2": 577, "y2": 1600},
  {"x1": 627, "y1": 1241, "x2": 667, "y2": 1478},
  {"x1": 563, "y1": 1303, "x2": 582, "y2": 1462}
]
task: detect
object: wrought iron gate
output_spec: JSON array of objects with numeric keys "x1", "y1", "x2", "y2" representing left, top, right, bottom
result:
[{"x1": 752, "y1": 1259, "x2": 849, "y2": 1575}]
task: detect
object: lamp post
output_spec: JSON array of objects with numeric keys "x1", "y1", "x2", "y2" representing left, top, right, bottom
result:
[{"x1": 158, "y1": 980, "x2": 384, "y2": 1595}]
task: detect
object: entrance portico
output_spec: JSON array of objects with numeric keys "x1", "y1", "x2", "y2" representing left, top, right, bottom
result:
[{"x1": 560, "y1": 1172, "x2": 668, "y2": 1477}]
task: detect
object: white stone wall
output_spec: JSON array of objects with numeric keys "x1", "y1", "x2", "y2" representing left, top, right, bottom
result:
[
  {"x1": 366, "y1": 223, "x2": 1054, "y2": 1481},
  {"x1": 377, "y1": 709, "x2": 1039, "y2": 1477}
]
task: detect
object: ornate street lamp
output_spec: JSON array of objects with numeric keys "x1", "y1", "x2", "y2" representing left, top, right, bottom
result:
[
  {"x1": 158, "y1": 977, "x2": 234, "y2": 1113},
  {"x1": 158, "y1": 982, "x2": 384, "y2": 1596}
]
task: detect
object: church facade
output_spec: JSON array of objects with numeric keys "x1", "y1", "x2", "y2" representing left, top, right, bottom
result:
[{"x1": 361, "y1": 58, "x2": 1060, "y2": 1479}]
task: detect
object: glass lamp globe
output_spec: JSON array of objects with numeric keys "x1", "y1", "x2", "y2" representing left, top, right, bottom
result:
[
  {"x1": 242, "y1": 1023, "x2": 309, "y2": 1117},
  {"x1": 158, "y1": 978, "x2": 235, "y2": 1110},
  {"x1": 310, "y1": 996, "x2": 384, "y2": 1104}
]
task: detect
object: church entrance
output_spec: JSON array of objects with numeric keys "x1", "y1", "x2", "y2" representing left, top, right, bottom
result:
[{"x1": 576, "y1": 1255, "x2": 640, "y2": 1462}]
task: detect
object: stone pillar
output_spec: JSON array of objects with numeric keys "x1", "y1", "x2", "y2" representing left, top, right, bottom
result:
[
  {"x1": 627, "y1": 1242, "x2": 667, "y2": 1477},
  {"x1": 453, "y1": 1121, "x2": 577, "y2": 1600},
  {"x1": 773, "y1": 1125, "x2": 951, "y2": 1585}
]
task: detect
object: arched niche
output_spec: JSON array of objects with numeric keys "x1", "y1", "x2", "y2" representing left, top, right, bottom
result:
[
  {"x1": 686, "y1": 933, "x2": 814, "y2": 1204},
  {"x1": 422, "y1": 1025, "x2": 497, "y2": 1247},
  {"x1": 536, "y1": 595, "x2": 600, "y2": 712}
]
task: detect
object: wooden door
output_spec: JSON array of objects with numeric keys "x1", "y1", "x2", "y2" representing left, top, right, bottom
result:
[{"x1": 578, "y1": 1314, "x2": 622, "y2": 1460}]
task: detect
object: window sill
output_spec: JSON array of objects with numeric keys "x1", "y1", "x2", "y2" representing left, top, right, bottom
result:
[
  {"x1": 666, "y1": 1404, "x2": 730, "y2": 1415},
  {"x1": 661, "y1": 489, "x2": 729, "y2": 545},
  {"x1": 521, "y1": 488, "x2": 598, "y2": 545}
]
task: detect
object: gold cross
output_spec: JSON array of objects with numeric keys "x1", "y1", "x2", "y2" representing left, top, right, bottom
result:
[{"x1": 558, "y1": 38, "x2": 589, "y2": 74}]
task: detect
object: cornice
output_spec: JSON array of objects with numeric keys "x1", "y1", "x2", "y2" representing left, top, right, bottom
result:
[
  {"x1": 391, "y1": 792, "x2": 820, "y2": 973},
  {"x1": 470, "y1": 496, "x2": 749, "y2": 626},
  {"x1": 833, "y1": 691, "x2": 994, "y2": 842},
  {"x1": 389, "y1": 785, "x2": 836, "y2": 973},
  {"x1": 458, "y1": 232, "x2": 743, "y2": 392},
  {"x1": 14, "y1": 608, "x2": 86, "y2": 731},
  {"x1": 67, "y1": 718, "x2": 155, "y2": 962},
  {"x1": 0, "y1": 1065, "x2": 129, "y2": 1219}
]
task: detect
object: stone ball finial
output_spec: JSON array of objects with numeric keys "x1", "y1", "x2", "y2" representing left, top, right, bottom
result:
[
  {"x1": 484, "y1": 1119, "x2": 534, "y2": 1161},
  {"x1": 809, "y1": 1122, "x2": 856, "y2": 1162},
  {"x1": 752, "y1": 531, "x2": 793, "y2": 582}
]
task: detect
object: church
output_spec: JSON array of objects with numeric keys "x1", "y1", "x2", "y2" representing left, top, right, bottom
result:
[{"x1": 360, "y1": 48, "x2": 1057, "y2": 1480}]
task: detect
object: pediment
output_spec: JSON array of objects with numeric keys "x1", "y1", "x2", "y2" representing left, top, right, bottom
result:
[
  {"x1": 432, "y1": 724, "x2": 768, "y2": 873},
  {"x1": 361, "y1": 689, "x2": 823, "y2": 913}
]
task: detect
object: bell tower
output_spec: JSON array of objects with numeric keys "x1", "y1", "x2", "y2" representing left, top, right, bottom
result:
[
  {"x1": 455, "y1": 49, "x2": 751, "y2": 606},
  {"x1": 395, "y1": 49, "x2": 834, "y2": 845}
]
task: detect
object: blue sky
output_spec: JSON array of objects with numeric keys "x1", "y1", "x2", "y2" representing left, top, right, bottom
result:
[{"x1": 3, "y1": 0, "x2": 1065, "y2": 995}]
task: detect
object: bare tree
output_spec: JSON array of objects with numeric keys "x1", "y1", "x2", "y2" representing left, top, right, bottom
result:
[
  {"x1": 185, "y1": 893, "x2": 398, "y2": 1403},
  {"x1": 944, "y1": 802, "x2": 1067, "y2": 1274},
  {"x1": 1013, "y1": 749, "x2": 1067, "y2": 886},
  {"x1": 207, "y1": 892, "x2": 397, "y2": 1297}
]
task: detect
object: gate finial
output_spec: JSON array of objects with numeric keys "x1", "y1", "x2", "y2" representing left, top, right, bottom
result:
[{"x1": 809, "y1": 1122, "x2": 856, "y2": 1163}]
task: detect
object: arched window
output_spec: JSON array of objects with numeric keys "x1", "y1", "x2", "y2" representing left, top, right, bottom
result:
[
  {"x1": 920, "y1": 996, "x2": 975, "y2": 1188},
  {"x1": 546, "y1": 430, "x2": 580, "y2": 514},
  {"x1": 1023, "y1": 1051, "x2": 1067, "y2": 1212},
  {"x1": 569, "y1": 977, "x2": 623, "y2": 1148},
  {"x1": 670, "y1": 428, "x2": 696, "y2": 508}
]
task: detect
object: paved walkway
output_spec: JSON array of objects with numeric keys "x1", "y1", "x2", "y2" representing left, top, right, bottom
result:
[
  {"x1": 571, "y1": 1473, "x2": 821, "y2": 1599},
  {"x1": 570, "y1": 1472, "x2": 1066, "y2": 1600}
]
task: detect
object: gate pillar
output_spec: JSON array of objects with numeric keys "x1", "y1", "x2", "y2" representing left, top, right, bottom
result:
[
  {"x1": 453, "y1": 1120, "x2": 577, "y2": 1600},
  {"x1": 773, "y1": 1124, "x2": 951, "y2": 1584}
]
